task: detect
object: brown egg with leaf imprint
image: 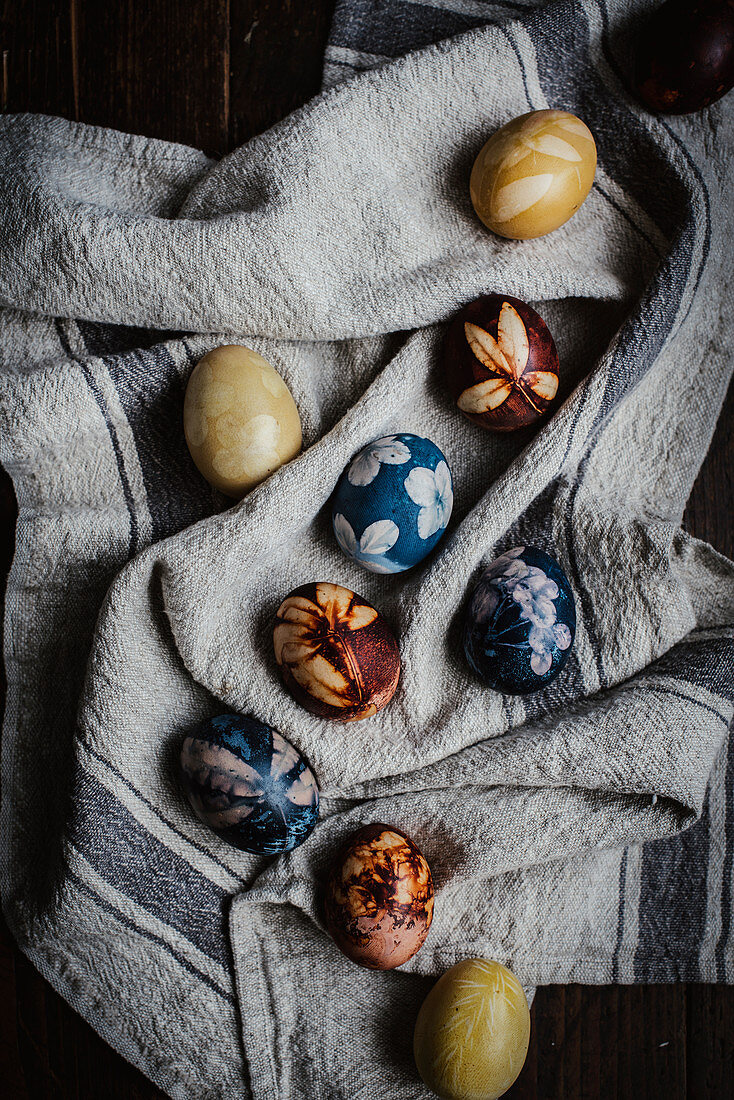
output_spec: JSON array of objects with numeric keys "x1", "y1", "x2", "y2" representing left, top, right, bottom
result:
[
  {"x1": 273, "y1": 582, "x2": 401, "y2": 721},
  {"x1": 443, "y1": 294, "x2": 559, "y2": 432},
  {"x1": 324, "y1": 823, "x2": 434, "y2": 969}
]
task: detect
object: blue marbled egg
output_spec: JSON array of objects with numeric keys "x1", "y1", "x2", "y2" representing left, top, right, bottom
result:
[
  {"x1": 463, "y1": 546, "x2": 576, "y2": 694},
  {"x1": 331, "y1": 433, "x2": 453, "y2": 573},
  {"x1": 180, "y1": 714, "x2": 319, "y2": 855}
]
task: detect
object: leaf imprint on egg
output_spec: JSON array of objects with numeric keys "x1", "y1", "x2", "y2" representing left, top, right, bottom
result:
[
  {"x1": 260, "y1": 367, "x2": 287, "y2": 397},
  {"x1": 458, "y1": 378, "x2": 512, "y2": 413},
  {"x1": 555, "y1": 116, "x2": 594, "y2": 139},
  {"x1": 529, "y1": 134, "x2": 582, "y2": 161},
  {"x1": 492, "y1": 173, "x2": 554, "y2": 222},
  {"x1": 275, "y1": 587, "x2": 386, "y2": 713}
]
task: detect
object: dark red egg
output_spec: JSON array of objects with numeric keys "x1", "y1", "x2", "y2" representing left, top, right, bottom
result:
[
  {"x1": 443, "y1": 294, "x2": 560, "y2": 432},
  {"x1": 635, "y1": 0, "x2": 734, "y2": 114},
  {"x1": 273, "y1": 582, "x2": 401, "y2": 722},
  {"x1": 324, "y1": 823, "x2": 434, "y2": 969}
]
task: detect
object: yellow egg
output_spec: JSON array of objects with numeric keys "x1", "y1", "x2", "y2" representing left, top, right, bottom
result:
[
  {"x1": 183, "y1": 345, "x2": 302, "y2": 498},
  {"x1": 470, "y1": 109, "x2": 597, "y2": 239},
  {"x1": 413, "y1": 958, "x2": 531, "y2": 1100}
]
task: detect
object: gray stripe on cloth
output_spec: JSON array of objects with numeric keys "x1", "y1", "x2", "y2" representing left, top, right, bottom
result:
[
  {"x1": 634, "y1": 797, "x2": 713, "y2": 982},
  {"x1": 76, "y1": 735, "x2": 245, "y2": 883},
  {"x1": 56, "y1": 321, "x2": 141, "y2": 557},
  {"x1": 611, "y1": 847, "x2": 628, "y2": 981},
  {"x1": 715, "y1": 744, "x2": 734, "y2": 980},
  {"x1": 77, "y1": 329, "x2": 215, "y2": 542},
  {"x1": 67, "y1": 857, "x2": 235, "y2": 1001},
  {"x1": 69, "y1": 763, "x2": 232, "y2": 968},
  {"x1": 328, "y1": 0, "x2": 488, "y2": 55}
]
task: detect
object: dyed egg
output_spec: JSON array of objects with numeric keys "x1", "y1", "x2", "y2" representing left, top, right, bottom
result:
[
  {"x1": 414, "y1": 958, "x2": 531, "y2": 1100},
  {"x1": 184, "y1": 344, "x2": 302, "y2": 498},
  {"x1": 443, "y1": 295, "x2": 559, "y2": 432},
  {"x1": 635, "y1": 0, "x2": 734, "y2": 114},
  {"x1": 274, "y1": 582, "x2": 401, "y2": 721},
  {"x1": 331, "y1": 433, "x2": 454, "y2": 573},
  {"x1": 324, "y1": 823, "x2": 434, "y2": 969},
  {"x1": 179, "y1": 714, "x2": 319, "y2": 855},
  {"x1": 470, "y1": 109, "x2": 597, "y2": 239},
  {"x1": 463, "y1": 546, "x2": 576, "y2": 694}
]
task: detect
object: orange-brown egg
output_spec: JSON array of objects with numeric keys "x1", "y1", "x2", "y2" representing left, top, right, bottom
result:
[
  {"x1": 274, "y1": 582, "x2": 401, "y2": 722},
  {"x1": 324, "y1": 823, "x2": 434, "y2": 969}
]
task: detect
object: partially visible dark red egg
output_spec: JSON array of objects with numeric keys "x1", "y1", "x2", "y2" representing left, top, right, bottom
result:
[
  {"x1": 442, "y1": 294, "x2": 560, "y2": 433},
  {"x1": 635, "y1": 0, "x2": 734, "y2": 114},
  {"x1": 324, "y1": 823, "x2": 434, "y2": 969}
]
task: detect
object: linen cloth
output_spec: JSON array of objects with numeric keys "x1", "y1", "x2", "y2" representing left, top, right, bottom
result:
[{"x1": 1, "y1": 0, "x2": 733, "y2": 1096}]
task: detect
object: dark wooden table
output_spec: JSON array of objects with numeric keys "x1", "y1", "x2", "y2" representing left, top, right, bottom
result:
[{"x1": 1, "y1": 2, "x2": 733, "y2": 1097}]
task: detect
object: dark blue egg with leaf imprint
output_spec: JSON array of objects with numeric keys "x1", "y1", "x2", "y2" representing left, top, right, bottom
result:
[
  {"x1": 463, "y1": 545, "x2": 576, "y2": 694},
  {"x1": 180, "y1": 714, "x2": 319, "y2": 854}
]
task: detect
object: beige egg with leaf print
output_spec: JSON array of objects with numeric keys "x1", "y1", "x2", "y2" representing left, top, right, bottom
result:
[
  {"x1": 184, "y1": 344, "x2": 302, "y2": 498},
  {"x1": 470, "y1": 109, "x2": 597, "y2": 239}
]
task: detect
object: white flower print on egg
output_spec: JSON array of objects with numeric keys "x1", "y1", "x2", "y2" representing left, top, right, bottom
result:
[
  {"x1": 347, "y1": 435, "x2": 411, "y2": 486},
  {"x1": 482, "y1": 547, "x2": 572, "y2": 677},
  {"x1": 404, "y1": 460, "x2": 453, "y2": 539},
  {"x1": 333, "y1": 514, "x2": 403, "y2": 573}
]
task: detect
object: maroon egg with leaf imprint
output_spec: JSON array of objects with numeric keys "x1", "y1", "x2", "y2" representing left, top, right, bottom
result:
[
  {"x1": 443, "y1": 294, "x2": 560, "y2": 432},
  {"x1": 273, "y1": 581, "x2": 401, "y2": 722},
  {"x1": 324, "y1": 823, "x2": 434, "y2": 969}
]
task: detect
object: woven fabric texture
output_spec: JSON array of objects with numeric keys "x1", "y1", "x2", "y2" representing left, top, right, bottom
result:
[{"x1": 1, "y1": 1, "x2": 733, "y2": 1097}]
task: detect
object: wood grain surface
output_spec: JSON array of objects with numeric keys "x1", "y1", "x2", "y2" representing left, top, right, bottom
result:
[{"x1": 1, "y1": 2, "x2": 733, "y2": 1097}]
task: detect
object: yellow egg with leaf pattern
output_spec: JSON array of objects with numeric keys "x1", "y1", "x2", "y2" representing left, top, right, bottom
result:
[
  {"x1": 413, "y1": 958, "x2": 531, "y2": 1100},
  {"x1": 470, "y1": 109, "x2": 596, "y2": 239}
]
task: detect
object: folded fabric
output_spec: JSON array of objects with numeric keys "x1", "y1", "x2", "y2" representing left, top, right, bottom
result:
[{"x1": 1, "y1": 0, "x2": 733, "y2": 1097}]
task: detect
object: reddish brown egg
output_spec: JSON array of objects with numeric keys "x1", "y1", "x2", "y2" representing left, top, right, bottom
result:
[
  {"x1": 443, "y1": 294, "x2": 560, "y2": 432},
  {"x1": 635, "y1": 0, "x2": 734, "y2": 114},
  {"x1": 324, "y1": 823, "x2": 434, "y2": 969},
  {"x1": 273, "y1": 582, "x2": 401, "y2": 721}
]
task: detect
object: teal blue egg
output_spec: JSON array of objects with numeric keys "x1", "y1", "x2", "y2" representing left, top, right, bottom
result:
[{"x1": 331, "y1": 434, "x2": 453, "y2": 573}]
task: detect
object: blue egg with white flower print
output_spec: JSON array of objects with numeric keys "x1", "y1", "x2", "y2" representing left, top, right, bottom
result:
[
  {"x1": 331, "y1": 433, "x2": 454, "y2": 574},
  {"x1": 180, "y1": 714, "x2": 319, "y2": 855},
  {"x1": 463, "y1": 546, "x2": 576, "y2": 694}
]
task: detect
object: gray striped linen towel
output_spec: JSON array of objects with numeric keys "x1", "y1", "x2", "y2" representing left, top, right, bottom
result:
[{"x1": 1, "y1": 0, "x2": 733, "y2": 1096}]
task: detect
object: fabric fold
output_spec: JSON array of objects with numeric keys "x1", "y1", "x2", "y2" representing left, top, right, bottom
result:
[{"x1": 0, "y1": 11, "x2": 659, "y2": 338}]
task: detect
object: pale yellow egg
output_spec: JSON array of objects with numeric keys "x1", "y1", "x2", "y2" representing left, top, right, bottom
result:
[
  {"x1": 183, "y1": 344, "x2": 302, "y2": 498},
  {"x1": 413, "y1": 958, "x2": 531, "y2": 1100},
  {"x1": 470, "y1": 109, "x2": 597, "y2": 239}
]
